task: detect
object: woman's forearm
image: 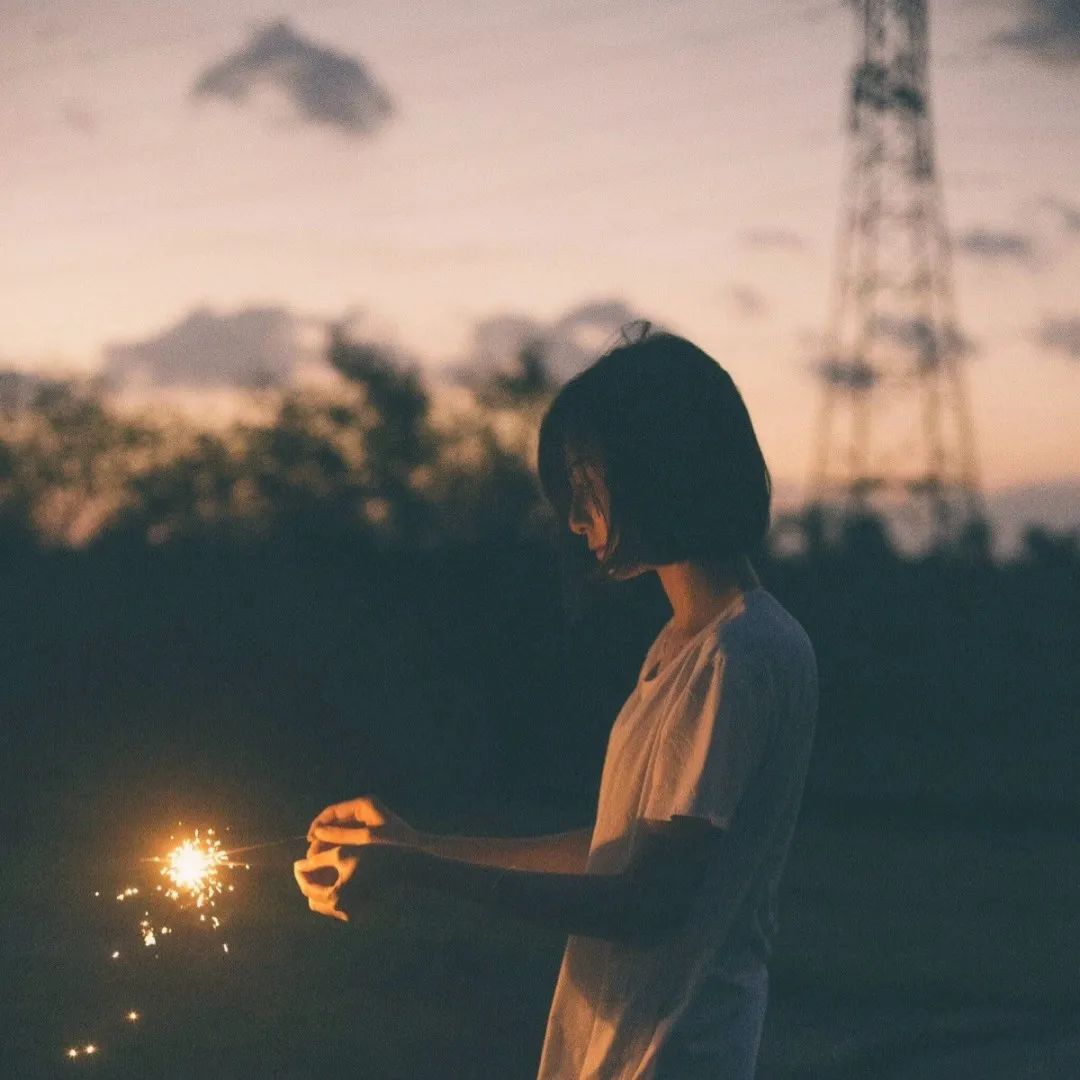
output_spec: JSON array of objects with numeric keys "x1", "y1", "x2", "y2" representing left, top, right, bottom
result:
[
  {"x1": 363, "y1": 843, "x2": 639, "y2": 941},
  {"x1": 413, "y1": 827, "x2": 593, "y2": 874}
]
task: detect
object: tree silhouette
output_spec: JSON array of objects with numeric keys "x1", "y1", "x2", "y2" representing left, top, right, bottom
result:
[{"x1": 0, "y1": 378, "x2": 156, "y2": 545}]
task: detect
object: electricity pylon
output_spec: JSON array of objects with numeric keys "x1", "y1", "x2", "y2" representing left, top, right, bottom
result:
[{"x1": 806, "y1": 0, "x2": 986, "y2": 553}]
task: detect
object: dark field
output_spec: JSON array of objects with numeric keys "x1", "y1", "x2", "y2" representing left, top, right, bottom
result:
[
  {"x1": 5, "y1": 812, "x2": 1079, "y2": 1078},
  {"x1": 3, "y1": 534, "x2": 1079, "y2": 1077}
]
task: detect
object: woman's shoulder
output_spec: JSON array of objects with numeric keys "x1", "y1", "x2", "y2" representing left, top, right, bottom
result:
[{"x1": 711, "y1": 589, "x2": 816, "y2": 679}]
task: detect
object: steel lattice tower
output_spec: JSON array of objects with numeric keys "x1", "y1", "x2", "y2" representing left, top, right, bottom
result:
[{"x1": 806, "y1": 0, "x2": 986, "y2": 552}]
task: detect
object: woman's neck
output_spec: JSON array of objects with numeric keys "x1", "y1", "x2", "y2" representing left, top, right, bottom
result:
[{"x1": 656, "y1": 554, "x2": 759, "y2": 636}]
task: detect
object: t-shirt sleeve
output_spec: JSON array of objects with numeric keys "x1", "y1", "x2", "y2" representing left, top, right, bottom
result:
[{"x1": 642, "y1": 649, "x2": 776, "y2": 831}]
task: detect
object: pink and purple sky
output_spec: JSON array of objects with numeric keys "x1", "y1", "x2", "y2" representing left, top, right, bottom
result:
[{"x1": 3, "y1": 0, "x2": 1078, "y2": 528}]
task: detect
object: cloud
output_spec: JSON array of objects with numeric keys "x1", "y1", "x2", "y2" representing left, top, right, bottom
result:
[
  {"x1": 1039, "y1": 195, "x2": 1080, "y2": 234},
  {"x1": 872, "y1": 314, "x2": 977, "y2": 361},
  {"x1": 192, "y1": 20, "x2": 394, "y2": 136},
  {"x1": 817, "y1": 357, "x2": 879, "y2": 390},
  {"x1": 955, "y1": 226, "x2": 1036, "y2": 263},
  {"x1": 739, "y1": 228, "x2": 808, "y2": 251},
  {"x1": 986, "y1": 478, "x2": 1080, "y2": 558},
  {"x1": 993, "y1": 0, "x2": 1080, "y2": 66},
  {"x1": 102, "y1": 306, "x2": 308, "y2": 390},
  {"x1": 448, "y1": 298, "x2": 660, "y2": 387},
  {"x1": 803, "y1": 314, "x2": 978, "y2": 391},
  {"x1": 1036, "y1": 315, "x2": 1080, "y2": 360},
  {"x1": 728, "y1": 284, "x2": 768, "y2": 319}
]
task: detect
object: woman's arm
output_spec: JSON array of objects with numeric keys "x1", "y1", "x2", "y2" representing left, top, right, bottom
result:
[
  {"x1": 306, "y1": 794, "x2": 593, "y2": 874},
  {"x1": 359, "y1": 844, "x2": 635, "y2": 939},
  {"x1": 296, "y1": 817, "x2": 728, "y2": 944},
  {"x1": 412, "y1": 828, "x2": 593, "y2": 874}
]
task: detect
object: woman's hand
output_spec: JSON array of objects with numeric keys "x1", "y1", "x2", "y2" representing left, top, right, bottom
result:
[
  {"x1": 293, "y1": 846, "x2": 356, "y2": 922},
  {"x1": 306, "y1": 794, "x2": 419, "y2": 858},
  {"x1": 293, "y1": 844, "x2": 391, "y2": 923}
]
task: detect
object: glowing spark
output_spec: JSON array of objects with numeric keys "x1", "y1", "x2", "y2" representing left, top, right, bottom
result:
[
  {"x1": 126, "y1": 1011, "x2": 139, "y2": 1022},
  {"x1": 223, "y1": 942, "x2": 229, "y2": 953},
  {"x1": 159, "y1": 830, "x2": 229, "y2": 908},
  {"x1": 66, "y1": 1048, "x2": 79, "y2": 1059},
  {"x1": 111, "y1": 950, "x2": 120, "y2": 959},
  {"x1": 84, "y1": 1044, "x2": 97, "y2": 1054}
]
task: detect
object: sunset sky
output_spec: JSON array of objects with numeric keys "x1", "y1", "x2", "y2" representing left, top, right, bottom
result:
[{"x1": 3, "y1": 0, "x2": 1078, "y2": 509}]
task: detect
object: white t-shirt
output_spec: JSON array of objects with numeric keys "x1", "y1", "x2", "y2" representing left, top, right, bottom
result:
[{"x1": 536, "y1": 586, "x2": 818, "y2": 1079}]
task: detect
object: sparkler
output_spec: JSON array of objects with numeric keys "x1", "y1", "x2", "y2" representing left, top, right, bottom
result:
[
  {"x1": 141, "y1": 828, "x2": 304, "y2": 908},
  {"x1": 68, "y1": 824, "x2": 305, "y2": 1064},
  {"x1": 150, "y1": 828, "x2": 237, "y2": 908}
]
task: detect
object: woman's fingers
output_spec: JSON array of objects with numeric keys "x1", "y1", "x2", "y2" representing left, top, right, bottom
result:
[
  {"x1": 310, "y1": 825, "x2": 372, "y2": 846},
  {"x1": 294, "y1": 855, "x2": 340, "y2": 896},
  {"x1": 295, "y1": 852, "x2": 353, "y2": 922},
  {"x1": 294, "y1": 860, "x2": 321, "y2": 897},
  {"x1": 299, "y1": 847, "x2": 342, "y2": 869},
  {"x1": 307, "y1": 796, "x2": 387, "y2": 838},
  {"x1": 307, "y1": 894, "x2": 348, "y2": 922}
]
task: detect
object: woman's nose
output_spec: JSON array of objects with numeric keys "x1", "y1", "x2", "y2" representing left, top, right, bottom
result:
[{"x1": 568, "y1": 501, "x2": 593, "y2": 535}]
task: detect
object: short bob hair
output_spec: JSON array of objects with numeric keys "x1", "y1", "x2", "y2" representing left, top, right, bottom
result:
[{"x1": 537, "y1": 325, "x2": 771, "y2": 581}]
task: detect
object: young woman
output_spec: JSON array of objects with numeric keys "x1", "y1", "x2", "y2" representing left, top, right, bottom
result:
[{"x1": 294, "y1": 328, "x2": 819, "y2": 1079}]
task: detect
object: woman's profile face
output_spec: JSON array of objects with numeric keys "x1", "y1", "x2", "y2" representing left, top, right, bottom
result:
[
  {"x1": 565, "y1": 449, "x2": 651, "y2": 579},
  {"x1": 566, "y1": 456, "x2": 610, "y2": 557}
]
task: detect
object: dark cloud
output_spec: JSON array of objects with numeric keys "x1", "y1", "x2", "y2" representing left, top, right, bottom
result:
[
  {"x1": 955, "y1": 226, "x2": 1036, "y2": 263},
  {"x1": 993, "y1": 0, "x2": 1080, "y2": 65},
  {"x1": 192, "y1": 20, "x2": 394, "y2": 136},
  {"x1": 739, "y1": 228, "x2": 808, "y2": 251},
  {"x1": 102, "y1": 306, "x2": 304, "y2": 389},
  {"x1": 1039, "y1": 195, "x2": 1080, "y2": 233},
  {"x1": 728, "y1": 284, "x2": 768, "y2": 318},
  {"x1": 817, "y1": 357, "x2": 879, "y2": 390},
  {"x1": 450, "y1": 298, "x2": 658, "y2": 387},
  {"x1": 872, "y1": 314, "x2": 977, "y2": 361},
  {"x1": 1036, "y1": 315, "x2": 1080, "y2": 360}
]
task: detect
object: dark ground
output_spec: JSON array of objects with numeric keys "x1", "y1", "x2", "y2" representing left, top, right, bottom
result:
[
  {"x1": 2, "y1": 533, "x2": 1078, "y2": 1077},
  {"x1": 5, "y1": 810, "x2": 1079, "y2": 1078}
]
